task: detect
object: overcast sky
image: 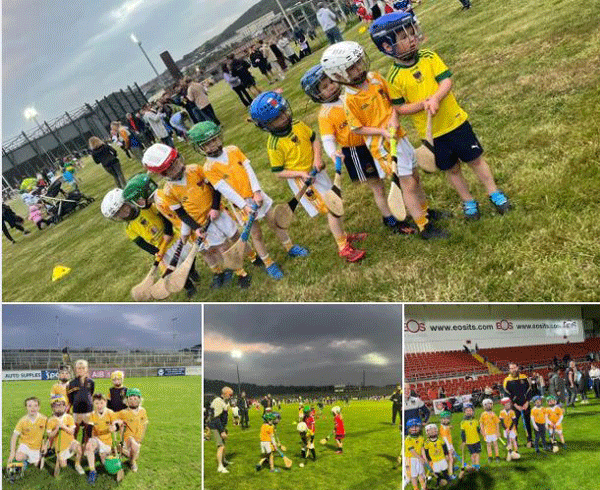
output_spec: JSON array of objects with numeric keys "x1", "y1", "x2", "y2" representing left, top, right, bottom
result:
[
  {"x1": 204, "y1": 304, "x2": 402, "y2": 387},
  {"x1": 2, "y1": 304, "x2": 201, "y2": 350},
  {"x1": 2, "y1": 0, "x2": 261, "y2": 139}
]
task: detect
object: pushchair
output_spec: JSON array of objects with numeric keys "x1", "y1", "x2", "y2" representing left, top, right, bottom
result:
[{"x1": 41, "y1": 178, "x2": 95, "y2": 224}]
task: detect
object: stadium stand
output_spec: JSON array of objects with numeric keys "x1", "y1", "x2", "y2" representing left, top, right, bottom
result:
[{"x1": 404, "y1": 350, "x2": 488, "y2": 380}]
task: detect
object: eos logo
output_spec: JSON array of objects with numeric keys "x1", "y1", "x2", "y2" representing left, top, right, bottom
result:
[
  {"x1": 496, "y1": 319, "x2": 513, "y2": 331},
  {"x1": 563, "y1": 321, "x2": 577, "y2": 329},
  {"x1": 404, "y1": 319, "x2": 425, "y2": 333}
]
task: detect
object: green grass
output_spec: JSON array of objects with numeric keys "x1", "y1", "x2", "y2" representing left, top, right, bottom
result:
[
  {"x1": 3, "y1": 0, "x2": 599, "y2": 301},
  {"x1": 203, "y1": 400, "x2": 401, "y2": 490},
  {"x1": 413, "y1": 399, "x2": 600, "y2": 489},
  {"x1": 2, "y1": 377, "x2": 201, "y2": 489}
]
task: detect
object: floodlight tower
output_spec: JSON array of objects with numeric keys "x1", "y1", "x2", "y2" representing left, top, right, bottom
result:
[
  {"x1": 231, "y1": 350, "x2": 242, "y2": 396},
  {"x1": 130, "y1": 33, "x2": 161, "y2": 78}
]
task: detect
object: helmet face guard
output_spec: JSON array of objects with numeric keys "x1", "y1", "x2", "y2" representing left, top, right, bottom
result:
[
  {"x1": 321, "y1": 41, "x2": 370, "y2": 86},
  {"x1": 123, "y1": 173, "x2": 158, "y2": 207},
  {"x1": 189, "y1": 122, "x2": 223, "y2": 156},
  {"x1": 370, "y1": 12, "x2": 423, "y2": 61}
]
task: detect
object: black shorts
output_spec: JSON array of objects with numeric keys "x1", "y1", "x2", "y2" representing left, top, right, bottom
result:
[
  {"x1": 341, "y1": 145, "x2": 380, "y2": 182},
  {"x1": 467, "y1": 442, "x2": 481, "y2": 454},
  {"x1": 433, "y1": 121, "x2": 484, "y2": 171}
]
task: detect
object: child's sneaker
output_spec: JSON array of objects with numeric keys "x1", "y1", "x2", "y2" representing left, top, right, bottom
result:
[
  {"x1": 87, "y1": 470, "x2": 97, "y2": 484},
  {"x1": 338, "y1": 242, "x2": 366, "y2": 262},
  {"x1": 185, "y1": 283, "x2": 197, "y2": 299},
  {"x1": 255, "y1": 464, "x2": 262, "y2": 471},
  {"x1": 463, "y1": 200, "x2": 480, "y2": 220},
  {"x1": 420, "y1": 222, "x2": 450, "y2": 240},
  {"x1": 382, "y1": 217, "x2": 416, "y2": 235},
  {"x1": 346, "y1": 232, "x2": 368, "y2": 243},
  {"x1": 495, "y1": 457, "x2": 500, "y2": 463},
  {"x1": 75, "y1": 464, "x2": 85, "y2": 475},
  {"x1": 427, "y1": 208, "x2": 452, "y2": 221},
  {"x1": 217, "y1": 465, "x2": 229, "y2": 473},
  {"x1": 251, "y1": 256, "x2": 264, "y2": 267},
  {"x1": 335, "y1": 449, "x2": 343, "y2": 454},
  {"x1": 131, "y1": 462, "x2": 138, "y2": 472},
  {"x1": 270, "y1": 468, "x2": 280, "y2": 473},
  {"x1": 210, "y1": 270, "x2": 233, "y2": 289},
  {"x1": 266, "y1": 263, "x2": 284, "y2": 280},
  {"x1": 489, "y1": 191, "x2": 511, "y2": 214},
  {"x1": 288, "y1": 244, "x2": 309, "y2": 257},
  {"x1": 238, "y1": 274, "x2": 252, "y2": 289},
  {"x1": 506, "y1": 452, "x2": 512, "y2": 461}
]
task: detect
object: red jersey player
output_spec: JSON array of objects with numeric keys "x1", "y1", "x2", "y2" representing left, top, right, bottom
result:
[{"x1": 332, "y1": 406, "x2": 345, "y2": 454}]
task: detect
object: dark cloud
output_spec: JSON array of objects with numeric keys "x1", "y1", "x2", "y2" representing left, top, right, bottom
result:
[
  {"x1": 2, "y1": 0, "x2": 261, "y2": 138},
  {"x1": 204, "y1": 304, "x2": 402, "y2": 386},
  {"x1": 2, "y1": 304, "x2": 201, "y2": 350}
]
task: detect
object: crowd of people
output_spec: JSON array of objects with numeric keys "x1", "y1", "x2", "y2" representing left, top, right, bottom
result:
[{"x1": 5, "y1": 360, "x2": 148, "y2": 484}]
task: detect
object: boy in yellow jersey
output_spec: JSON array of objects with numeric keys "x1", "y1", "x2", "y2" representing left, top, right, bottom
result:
[
  {"x1": 321, "y1": 41, "x2": 449, "y2": 240},
  {"x1": 423, "y1": 423, "x2": 455, "y2": 485},
  {"x1": 459, "y1": 402, "x2": 481, "y2": 470},
  {"x1": 530, "y1": 395, "x2": 550, "y2": 453},
  {"x1": 479, "y1": 398, "x2": 501, "y2": 463},
  {"x1": 499, "y1": 397, "x2": 520, "y2": 460},
  {"x1": 46, "y1": 395, "x2": 85, "y2": 476},
  {"x1": 8, "y1": 397, "x2": 48, "y2": 469},
  {"x1": 51, "y1": 366, "x2": 72, "y2": 413},
  {"x1": 256, "y1": 412, "x2": 280, "y2": 472},
  {"x1": 545, "y1": 395, "x2": 565, "y2": 448},
  {"x1": 190, "y1": 120, "x2": 310, "y2": 278},
  {"x1": 370, "y1": 12, "x2": 511, "y2": 219},
  {"x1": 143, "y1": 143, "x2": 252, "y2": 288},
  {"x1": 404, "y1": 418, "x2": 426, "y2": 490},
  {"x1": 84, "y1": 393, "x2": 119, "y2": 484},
  {"x1": 116, "y1": 388, "x2": 148, "y2": 472},
  {"x1": 301, "y1": 64, "x2": 415, "y2": 235},
  {"x1": 249, "y1": 91, "x2": 367, "y2": 262}
]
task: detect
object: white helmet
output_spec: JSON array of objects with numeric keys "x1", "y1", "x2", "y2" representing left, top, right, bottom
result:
[
  {"x1": 297, "y1": 422, "x2": 308, "y2": 433},
  {"x1": 142, "y1": 143, "x2": 179, "y2": 174},
  {"x1": 331, "y1": 406, "x2": 341, "y2": 415},
  {"x1": 101, "y1": 188, "x2": 125, "y2": 219},
  {"x1": 320, "y1": 41, "x2": 369, "y2": 85},
  {"x1": 425, "y1": 423, "x2": 438, "y2": 435},
  {"x1": 482, "y1": 398, "x2": 494, "y2": 407}
]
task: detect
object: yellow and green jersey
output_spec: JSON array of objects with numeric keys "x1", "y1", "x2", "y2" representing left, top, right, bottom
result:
[
  {"x1": 267, "y1": 120, "x2": 316, "y2": 173},
  {"x1": 387, "y1": 49, "x2": 468, "y2": 139},
  {"x1": 460, "y1": 418, "x2": 480, "y2": 444},
  {"x1": 423, "y1": 437, "x2": 448, "y2": 463},
  {"x1": 405, "y1": 434, "x2": 424, "y2": 459}
]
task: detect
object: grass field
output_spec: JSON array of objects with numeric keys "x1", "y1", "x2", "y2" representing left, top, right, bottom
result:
[
  {"x1": 203, "y1": 400, "x2": 401, "y2": 490},
  {"x1": 3, "y1": 0, "x2": 599, "y2": 302},
  {"x1": 407, "y1": 398, "x2": 600, "y2": 489},
  {"x1": 2, "y1": 376, "x2": 201, "y2": 489}
]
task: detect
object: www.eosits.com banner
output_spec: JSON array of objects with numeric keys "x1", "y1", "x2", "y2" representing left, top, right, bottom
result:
[{"x1": 404, "y1": 317, "x2": 583, "y2": 351}]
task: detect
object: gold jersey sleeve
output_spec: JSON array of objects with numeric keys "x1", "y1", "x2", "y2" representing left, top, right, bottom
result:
[
  {"x1": 90, "y1": 410, "x2": 116, "y2": 445},
  {"x1": 479, "y1": 411, "x2": 499, "y2": 436},
  {"x1": 439, "y1": 424, "x2": 453, "y2": 446},
  {"x1": 260, "y1": 423, "x2": 274, "y2": 442},
  {"x1": 47, "y1": 414, "x2": 75, "y2": 452},
  {"x1": 162, "y1": 165, "x2": 215, "y2": 224},
  {"x1": 204, "y1": 146, "x2": 253, "y2": 199},
  {"x1": 117, "y1": 408, "x2": 148, "y2": 443},
  {"x1": 531, "y1": 407, "x2": 547, "y2": 425},
  {"x1": 51, "y1": 383, "x2": 68, "y2": 399},
  {"x1": 154, "y1": 189, "x2": 182, "y2": 229},
  {"x1": 318, "y1": 103, "x2": 364, "y2": 148},
  {"x1": 547, "y1": 406, "x2": 563, "y2": 424}
]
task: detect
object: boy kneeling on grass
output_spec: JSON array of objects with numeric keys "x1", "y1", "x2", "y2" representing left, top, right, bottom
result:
[
  {"x1": 47, "y1": 394, "x2": 85, "y2": 477},
  {"x1": 8, "y1": 397, "x2": 48, "y2": 476}
]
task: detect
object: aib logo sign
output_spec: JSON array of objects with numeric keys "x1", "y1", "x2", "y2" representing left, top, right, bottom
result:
[
  {"x1": 496, "y1": 319, "x2": 513, "y2": 331},
  {"x1": 404, "y1": 319, "x2": 426, "y2": 334}
]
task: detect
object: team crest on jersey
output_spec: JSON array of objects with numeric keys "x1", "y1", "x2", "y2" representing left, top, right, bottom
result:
[
  {"x1": 140, "y1": 218, "x2": 147, "y2": 226},
  {"x1": 290, "y1": 134, "x2": 298, "y2": 144},
  {"x1": 360, "y1": 103, "x2": 369, "y2": 110},
  {"x1": 412, "y1": 70, "x2": 423, "y2": 82},
  {"x1": 339, "y1": 121, "x2": 348, "y2": 130}
]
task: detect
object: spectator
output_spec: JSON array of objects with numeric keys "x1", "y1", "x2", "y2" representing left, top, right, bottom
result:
[
  {"x1": 238, "y1": 391, "x2": 250, "y2": 429},
  {"x1": 28, "y1": 202, "x2": 52, "y2": 230},
  {"x1": 267, "y1": 37, "x2": 288, "y2": 73},
  {"x1": 566, "y1": 360, "x2": 579, "y2": 407},
  {"x1": 579, "y1": 366, "x2": 590, "y2": 404},
  {"x1": 208, "y1": 386, "x2": 234, "y2": 474},
  {"x1": 2, "y1": 202, "x2": 30, "y2": 243},
  {"x1": 142, "y1": 105, "x2": 174, "y2": 148},
  {"x1": 260, "y1": 40, "x2": 285, "y2": 80},
  {"x1": 228, "y1": 54, "x2": 261, "y2": 97},
  {"x1": 317, "y1": 2, "x2": 344, "y2": 44},
  {"x1": 169, "y1": 110, "x2": 191, "y2": 141},
  {"x1": 221, "y1": 63, "x2": 253, "y2": 107},
  {"x1": 126, "y1": 112, "x2": 151, "y2": 148},
  {"x1": 111, "y1": 121, "x2": 143, "y2": 161},
  {"x1": 88, "y1": 136, "x2": 127, "y2": 188},
  {"x1": 249, "y1": 45, "x2": 275, "y2": 84},
  {"x1": 548, "y1": 367, "x2": 567, "y2": 406},
  {"x1": 276, "y1": 35, "x2": 300, "y2": 65},
  {"x1": 185, "y1": 79, "x2": 221, "y2": 126},
  {"x1": 503, "y1": 362, "x2": 533, "y2": 447},
  {"x1": 389, "y1": 385, "x2": 401, "y2": 425},
  {"x1": 589, "y1": 363, "x2": 600, "y2": 398},
  {"x1": 294, "y1": 27, "x2": 312, "y2": 58},
  {"x1": 403, "y1": 387, "x2": 430, "y2": 430}
]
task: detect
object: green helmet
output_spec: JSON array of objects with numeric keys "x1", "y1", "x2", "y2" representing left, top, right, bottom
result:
[
  {"x1": 103, "y1": 455, "x2": 123, "y2": 474},
  {"x1": 189, "y1": 121, "x2": 221, "y2": 146},
  {"x1": 303, "y1": 405, "x2": 311, "y2": 413},
  {"x1": 263, "y1": 412, "x2": 276, "y2": 422},
  {"x1": 440, "y1": 411, "x2": 452, "y2": 418},
  {"x1": 123, "y1": 173, "x2": 158, "y2": 203},
  {"x1": 546, "y1": 395, "x2": 557, "y2": 401},
  {"x1": 126, "y1": 388, "x2": 142, "y2": 398}
]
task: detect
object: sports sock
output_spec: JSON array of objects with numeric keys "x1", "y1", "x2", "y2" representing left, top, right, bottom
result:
[
  {"x1": 260, "y1": 255, "x2": 274, "y2": 268},
  {"x1": 421, "y1": 201, "x2": 429, "y2": 213},
  {"x1": 234, "y1": 269, "x2": 247, "y2": 277},
  {"x1": 415, "y1": 215, "x2": 429, "y2": 232},
  {"x1": 282, "y1": 239, "x2": 293, "y2": 252},
  {"x1": 335, "y1": 235, "x2": 348, "y2": 251},
  {"x1": 247, "y1": 250, "x2": 258, "y2": 262}
]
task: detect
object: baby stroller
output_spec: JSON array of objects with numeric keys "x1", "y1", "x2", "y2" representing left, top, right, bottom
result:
[{"x1": 41, "y1": 178, "x2": 95, "y2": 224}]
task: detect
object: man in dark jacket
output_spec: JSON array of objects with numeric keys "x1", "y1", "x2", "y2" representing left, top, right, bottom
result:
[
  {"x1": 503, "y1": 362, "x2": 533, "y2": 447},
  {"x1": 390, "y1": 384, "x2": 402, "y2": 425},
  {"x1": 238, "y1": 391, "x2": 250, "y2": 429}
]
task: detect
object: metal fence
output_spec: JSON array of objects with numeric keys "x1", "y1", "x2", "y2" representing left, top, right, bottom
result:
[
  {"x1": 2, "y1": 84, "x2": 148, "y2": 190},
  {"x1": 2, "y1": 348, "x2": 200, "y2": 371}
]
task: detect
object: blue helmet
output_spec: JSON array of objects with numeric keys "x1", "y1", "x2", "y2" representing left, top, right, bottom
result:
[
  {"x1": 301, "y1": 65, "x2": 341, "y2": 103},
  {"x1": 249, "y1": 91, "x2": 293, "y2": 136},
  {"x1": 531, "y1": 395, "x2": 542, "y2": 403},
  {"x1": 370, "y1": 12, "x2": 422, "y2": 60},
  {"x1": 463, "y1": 402, "x2": 474, "y2": 410},
  {"x1": 406, "y1": 418, "x2": 422, "y2": 434}
]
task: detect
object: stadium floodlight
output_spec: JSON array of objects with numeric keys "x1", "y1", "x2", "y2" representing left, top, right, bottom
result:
[
  {"x1": 129, "y1": 32, "x2": 160, "y2": 78},
  {"x1": 23, "y1": 106, "x2": 44, "y2": 132},
  {"x1": 231, "y1": 350, "x2": 242, "y2": 359}
]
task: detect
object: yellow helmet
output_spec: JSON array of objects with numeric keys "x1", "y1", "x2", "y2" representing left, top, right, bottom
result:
[
  {"x1": 50, "y1": 394, "x2": 67, "y2": 405},
  {"x1": 110, "y1": 370, "x2": 125, "y2": 381}
]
